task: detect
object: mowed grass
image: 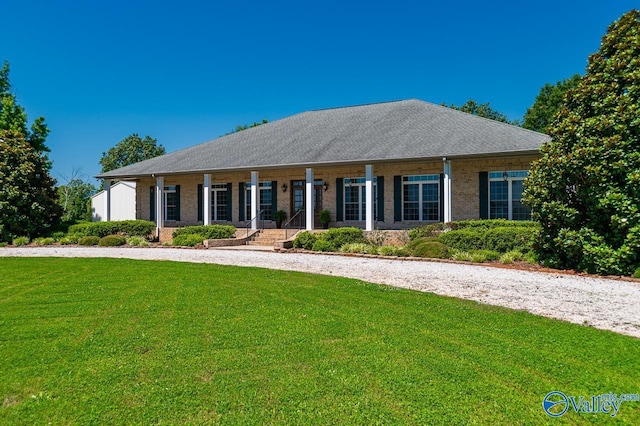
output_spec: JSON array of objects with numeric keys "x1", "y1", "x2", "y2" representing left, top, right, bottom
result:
[{"x1": 0, "y1": 258, "x2": 638, "y2": 425}]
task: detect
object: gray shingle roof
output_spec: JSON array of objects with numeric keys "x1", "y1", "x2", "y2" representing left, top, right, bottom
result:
[{"x1": 97, "y1": 99, "x2": 550, "y2": 179}]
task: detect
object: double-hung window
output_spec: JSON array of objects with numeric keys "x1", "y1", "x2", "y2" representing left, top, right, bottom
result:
[
  {"x1": 489, "y1": 171, "x2": 530, "y2": 220},
  {"x1": 344, "y1": 177, "x2": 377, "y2": 221},
  {"x1": 402, "y1": 175, "x2": 440, "y2": 221},
  {"x1": 211, "y1": 184, "x2": 228, "y2": 221},
  {"x1": 164, "y1": 186, "x2": 178, "y2": 221},
  {"x1": 245, "y1": 182, "x2": 273, "y2": 221}
]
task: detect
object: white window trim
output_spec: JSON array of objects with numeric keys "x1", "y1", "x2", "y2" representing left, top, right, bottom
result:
[
  {"x1": 401, "y1": 174, "x2": 440, "y2": 222},
  {"x1": 245, "y1": 181, "x2": 273, "y2": 220},
  {"x1": 210, "y1": 184, "x2": 228, "y2": 221},
  {"x1": 343, "y1": 177, "x2": 377, "y2": 221},
  {"x1": 488, "y1": 170, "x2": 528, "y2": 220},
  {"x1": 163, "y1": 185, "x2": 177, "y2": 222}
]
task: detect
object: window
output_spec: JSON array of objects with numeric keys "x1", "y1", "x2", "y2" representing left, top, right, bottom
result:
[
  {"x1": 211, "y1": 184, "x2": 228, "y2": 221},
  {"x1": 343, "y1": 177, "x2": 377, "y2": 221},
  {"x1": 164, "y1": 186, "x2": 178, "y2": 221},
  {"x1": 402, "y1": 175, "x2": 440, "y2": 221},
  {"x1": 245, "y1": 181, "x2": 273, "y2": 220},
  {"x1": 489, "y1": 171, "x2": 530, "y2": 220}
]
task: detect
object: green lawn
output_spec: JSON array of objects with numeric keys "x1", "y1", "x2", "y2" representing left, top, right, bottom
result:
[{"x1": 0, "y1": 258, "x2": 638, "y2": 424}]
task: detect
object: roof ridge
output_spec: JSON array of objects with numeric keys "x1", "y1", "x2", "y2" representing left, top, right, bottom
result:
[{"x1": 308, "y1": 99, "x2": 413, "y2": 113}]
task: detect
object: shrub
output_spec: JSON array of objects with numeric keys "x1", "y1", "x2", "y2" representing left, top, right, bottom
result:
[
  {"x1": 78, "y1": 236, "x2": 100, "y2": 246},
  {"x1": 172, "y1": 225, "x2": 236, "y2": 240},
  {"x1": 0, "y1": 242, "x2": 7, "y2": 247},
  {"x1": 33, "y1": 237, "x2": 55, "y2": 246},
  {"x1": 483, "y1": 227, "x2": 536, "y2": 253},
  {"x1": 69, "y1": 220, "x2": 156, "y2": 238},
  {"x1": 378, "y1": 245, "x2": 401, "y2": 256},
  {"x1": 634, "y1": 268, "x2": 640, "y2": 279},
  {"x1": 438, "y1": 229, "x2": 484, "y2": 252},
  {"x1": 500, "y1": 250, "x2": 524, "y2": 264},
  {"x1": 293, "y1": 231, "x2": 318, "y2": 250},
  {"x1": 12, "y1": 236, "x2": 30, "y2": 246},
  {"x1": 322, "y1": 227, "x2": 365, "y2": 249},
  {"x1": 408, "y1": 223, "x2": 446, "y2": 240},
  {"x1": 311, "y1": 239, "x2": 337, "y2": 252},
  {"x1": 126, "y1": 236, "x2": 149, "y2": 247},
  {"x1": 449, "y1": 219, "x2": 539, "y2": 231},
  {"x1": 470, "y1": 250, "x2": 500, "y2": 262},
  {"x1": 99, "y1": 235, "x2": 127, "y2": 247},
  {"x1": 450, "y1": 250, "x2": 472, "y2": 262},
  {"x1": 51, "y1": 231, "x2": 66, "y2": 241},
  {"x1": 172, "y1": 234, "x2": 205, "y2": 247},
  {"x1": 59, "y1": 237, "x2": 77, "y2": 245},
  {"x1": 409, "y1": 241, "x2": 449, "y2": 259}
]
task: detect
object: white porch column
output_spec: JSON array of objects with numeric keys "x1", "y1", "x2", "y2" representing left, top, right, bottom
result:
[
  {"x1": 155, "y1": 176, "x2": 164, "y2": 236},
  {"x1": 103, "y1": 179, "x2": 111, "y2": 222},
  {"x1": 250, "y1": 171, "x2": 259, "y2": 230},
  {"x1": 365, "y1": 164, "x2": 374, "y2": 231},
  {"x1": 443, "y1": 159, "x2": 452, "y2": 223},
  {"x1": 203, "y1": 174, "x2": 211, "y2": 225},
  {"x1": 305, "y1": 168, "x2": 314, "y2": 230}
]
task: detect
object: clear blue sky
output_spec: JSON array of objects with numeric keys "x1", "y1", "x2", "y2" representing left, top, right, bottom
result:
[{"x1": 2, "y1": 0, "x2": 637, "y2": 183}]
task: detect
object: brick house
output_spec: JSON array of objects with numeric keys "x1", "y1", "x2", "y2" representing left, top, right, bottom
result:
[{"x1": 96, "y1": 99, "x2": 549, "y2": 237}]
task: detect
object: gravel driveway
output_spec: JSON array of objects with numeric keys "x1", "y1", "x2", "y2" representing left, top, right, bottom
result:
[{"x1": 2, "y1": 246, "x2": 639, "y2": 339}]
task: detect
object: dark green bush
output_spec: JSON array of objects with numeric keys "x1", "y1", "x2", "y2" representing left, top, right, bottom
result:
[
  {"x1": 449, "y1": 219, "x2": 539, "y2": 231},
  {"x1": 99, "y1": 235, "x2": 127, "y2": 247},
  {"x1": 438, "y1": 229, "x2": 484, "y2": 252},
  {"x1": 78, "y1": 236, "x2": 100, "y2": 246},
  {"x1": 409, "y1": 240, "x2": 449, "y2": 258},
  {"x1": 483, "y1": 227, "x2": 536, "y2": 253},
  {"x1": 322, "y1": 227, "x2": 365, "y2": 248},
  {"x1": 293, "y1": 231, "x2": 318, "y2": 250},
  {"x1": 172, "y1": 225, "x2": 236, "y2": 240},
  {"x1": 69, "y1": 220, "x2": 156, "y2": 238},
  {"x1": 311, "y1": 239, "x2": 337, "y2": 252},
  {"x1": 408, "y1": 223, "x2": 446, "y2": 240},
  {"x1": 172, "y1": 234, "x2": 205, "y2": 247}
]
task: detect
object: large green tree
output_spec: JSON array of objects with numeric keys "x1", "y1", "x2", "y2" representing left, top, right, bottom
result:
[
  {"x1": 0, "y1": 130, "x2": 62, "y2": 240},
  {"x1": 58, "y1": 169, "x2": 97, "y2": 222},
  {"x1": 100, "y1": 133, "x2": 165, "y2": 173},
  {"x1": 0, "y1": 61, "x2": 50, "y2": 152},
  {"x1": 447, "y1": 99, "x2": 517, "y2": 125},
  {"x1": 523, "y1": 10, "x2": 640, "y2": 275},
  {"x1": 522, "y1": 74, "x2": 581, "y2": 133}
]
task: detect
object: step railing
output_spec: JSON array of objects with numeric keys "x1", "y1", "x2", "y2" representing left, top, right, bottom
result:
[
  {"x1": 284, "y1": 209, "x2": 305, "y2": 239},
  {"x1": 245, "y1": 209, "x2": 265, "y2": 240}
]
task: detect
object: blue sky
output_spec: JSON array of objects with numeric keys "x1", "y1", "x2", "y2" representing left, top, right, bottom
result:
[{"x1": 2, "y1": 0, "x2": 637, "y2": 183}]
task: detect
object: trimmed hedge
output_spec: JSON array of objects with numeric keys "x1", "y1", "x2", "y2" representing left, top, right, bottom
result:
[
  {"x1": 69, "y1": 220, "x2": 156, "y2": 238},
  {"x1": 408, "y1": 239, "x2": 449, "y2": 258},
  {"x1": 172, "y1": 234, "x2": 205, "y2": 247},
  {"x1": 78, "y1": 236, "x2": 100, "y2": 246},
  {"x1": 293, "y1": 231, "x2": 318, "y2": 250},
  {"x1": 172, "y1": 225, "x2": 236, "y2": 240},
  {"x1": 99, "y1": 235, "x2": 127, "y2": 247},
  {"x1": 438, "y1": 225, "x2": 537, "y2": 254},
  {"x1": 322, "y1": 227, "x2": 365, "y2": 249},
  {"x1": 449, "y1": 219, "x2": 540, "y2": 231},
  {"x1": 408, "y1": 223, "x2": 446, "y2": 240},
  {"x1": 438, "y1": 230, "x2": 484, "y2": 252}
]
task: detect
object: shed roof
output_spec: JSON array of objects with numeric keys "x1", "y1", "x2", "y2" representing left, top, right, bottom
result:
[{"x1": 97, "y1": 99, "x2": 550, "y2": 179}]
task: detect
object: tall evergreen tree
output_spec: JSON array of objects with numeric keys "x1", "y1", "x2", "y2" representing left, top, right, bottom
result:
[{"x1": 523, "y1": 10, "x2": 640, "y2": 275}]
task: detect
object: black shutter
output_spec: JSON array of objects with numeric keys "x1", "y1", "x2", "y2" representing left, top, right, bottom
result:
[
  {"x1": 239, "y1": 182, "x2": 245, "y2": 221},
  {"x1": 479, "y1": 172, "x2": 489, "y2": 219},
  {"x1": 175, "y1": 185, "x2": 181, "y2": 221},
  {"x1": 336, "y1": 178, "x2": 343, "y2": 221},
  {"x1": 376, "y1": 176, "x2": 384, "y2": 222},
  {"x1": 226, "y1": 183, "x2": 232, "y2": 221},
  {"x1": 439, "y1": 174, "x2": 445, "y2": 222},
  {"x1": 393, "y1": 175, "x2": 402, "y2": 222},
  {"x1": 271, "y1": 180, "x2": 277, "y2": 220},
  {"x1": 149, "y1": 186, "x2": 155, "y2": 221},
  {"x1": 197, "y1": 184, "x2": 203, "y2": 222}
]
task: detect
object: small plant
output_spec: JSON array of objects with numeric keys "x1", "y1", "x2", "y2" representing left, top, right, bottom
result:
[
  {"x1": 78, "y1": 236, "x2": 100, "y2": 246},
  {"x1": 500, "y1": 250, "x2": 524, "y2": 264},
  {"x1": 51, "y1": 232, "x2": 66, "y2": 241},
  {"x1": 470, "y1": 250, "x2": 500, "y2": 262},
  {"x1": 378, "y1": 245, "x2": 401, "y2": 256},
  {"x1": 450, "y1": 250, "x2": 472, "y2": 262},
  {"x1": 59, "y1": 237, "x2": 77, "y2": 245},
  {"x1": 340, "y1": 243, "x2": 370, "y2": 253},
  {"x1": 634, "y1": 268, "x2": 640, "y2": 279},
  {"x1": 99, "y1": 235, "x2": 127, "y2": 247},
  {"x1": 319, "y1": 209, "x2": 331, "y2": 229},
  {"x1": 0, "y1": 242, "x2": 7, "y2": 248},
  {"x1": 33, "y1": 237, "x2": 55, "y2": 246},
  {"x1": 274, "y1": 210, "x2": 287, "y2": 229},
  {"x1": 126, "y1": 236, "x2": 149, "y2": 247},
  {"x1": 12, "y1": 236, "x2": 30, "y2": 246},
  {"x1": 172, "y1": 234, "x2": 205, "y2": 247},
  {"x1": 292, "y1": 231, "x2": 318, "y2": 250}
]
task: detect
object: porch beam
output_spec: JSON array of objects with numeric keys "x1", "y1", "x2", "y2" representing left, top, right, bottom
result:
[
  {"x1": 103, "y1": 179, "x2": 111, "y2": 222},
  {"x1": 365, "y1": 164, "x2": 374, "y2": 231},
  {"x1": 155, "y1": 176, "x2": 164, "y2": 237},
  {"x1": 305, "y1": 168, "x2": 314, "y2": 230},
  {"x1": 203, "y1": 174, "x2": 211, "y2": 225}
]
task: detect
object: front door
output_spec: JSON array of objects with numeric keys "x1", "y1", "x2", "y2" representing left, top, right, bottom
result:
[{"x1": 290, "y1": 180, "x2": 323, "y2": 227}]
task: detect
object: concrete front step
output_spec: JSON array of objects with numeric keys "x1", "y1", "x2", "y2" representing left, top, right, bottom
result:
[{"x1": 247, "y1": 229, "x2": 289, "y2": 246}]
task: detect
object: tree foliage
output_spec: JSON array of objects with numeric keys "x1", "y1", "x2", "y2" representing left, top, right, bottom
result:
[
  {"x1": 522, "y1": 75, "x2": 581, "y2": 133},
  {"x1": 228, "y1": 119, "x2": 268, "y2": 135},
  {"x1": 0, "y1": 61, "x2": 50, "y2": 152},
  {"x1": 447, "y1": 100, "x2": 517, "y2": 125},
  {"x1": 100, "y1": 133, "x2": 165, "y2": 173},
  {"x1": 0, "y1": 130, "x2": 62, "y2": 240},
  {"x1": 58, "y1": 169, "x2": 97, "y2": 222},
  {"x1": 523, "y1": 10, "x2": 640, "y2": 275}
]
